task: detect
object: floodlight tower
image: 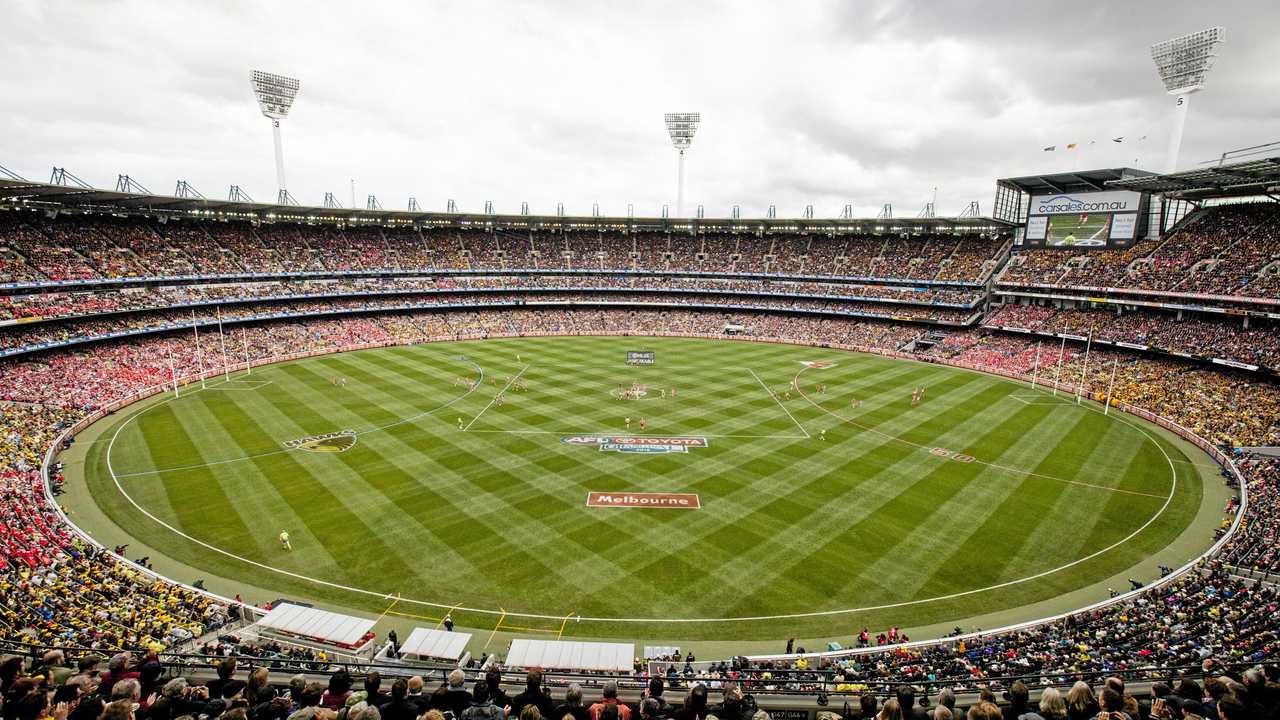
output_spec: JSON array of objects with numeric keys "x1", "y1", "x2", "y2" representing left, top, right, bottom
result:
[
  {"x1": 1150, "y1": 27, "x2": 1223, "y2": 174},
  {"x1": 664, "y1": 113, "x2": 700, "y2": 217},
  {"x1": 249, "y1": 70, "x2": 301, "y2": 204}
]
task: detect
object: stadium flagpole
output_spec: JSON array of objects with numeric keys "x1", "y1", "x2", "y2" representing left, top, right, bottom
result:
[
  {"x1": 1075, "y1": 334, "x2": 1092, "y2": 405},
  {"x1": 192, "y1": 310, "x2": 206, "y2": 389},
  {"x1": 216, "y1": 307, "x2": 230, "y2": 380},
  {"x1": 1104, "y1": 357, "x2": 1119, "y2": 416},
  {"x1": 1053, "y1": 337, "x2": 1066, "y2": 396},
  {"x1": 1030, "y1": 341, "x2": 1042, "y2": 390}
]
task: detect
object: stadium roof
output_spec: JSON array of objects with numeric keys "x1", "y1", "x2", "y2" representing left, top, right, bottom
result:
[
  {"x1": 0, "y1": 178, "x2": 1010, "y2": 234},
  {"x1": 1106, "y1": 156, "x2": 1280, "y2": 199},
  {"x1": 996, "y1": 167, "x2": 1157, "y2": 196}
]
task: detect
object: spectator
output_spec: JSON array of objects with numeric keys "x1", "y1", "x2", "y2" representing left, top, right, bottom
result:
[
  {"x1": 555, "y1": 684, "x2": 590, "y2": 720},
  {"x1": 588, "y1": 682, "x2": 632, "y2": 720},
  {"x1": 434, "y1": 670, "x2": 473, "y2": 719},
  {"x1": 462, "y1": 682, "x2": 504, "y2": 720}
]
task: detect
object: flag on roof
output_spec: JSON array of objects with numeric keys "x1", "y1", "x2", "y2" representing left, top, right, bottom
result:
[
  {"x1": 1043, "y1": 146, "x2": 1056, "y2": 152},
  {"x1": 1112, "y1": 137, "x2": 1124, "y2": 142},
  {"x1": 1067, "y1": 143, "x2": 1078, "y2": 149}
]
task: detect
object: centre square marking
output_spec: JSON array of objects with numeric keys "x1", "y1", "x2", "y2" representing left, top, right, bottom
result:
[
  {"x1": 586, "y1": 492, "x2": 701, "y2": 509},
  {"x1": 561, "y1": 435, "x2": 708, "y2": 454}
]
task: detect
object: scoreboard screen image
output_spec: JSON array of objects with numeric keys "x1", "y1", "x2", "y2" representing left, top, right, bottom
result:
[
  {"x1": 1022, "y1": 190, "x2": 1146, "y2": 249},
  {"x1": 626, "y1": 351, "x2": 655, "y2": 365},
  {"x1": 1044, "y1": 213, "x2": 1113, "y2": 246}
]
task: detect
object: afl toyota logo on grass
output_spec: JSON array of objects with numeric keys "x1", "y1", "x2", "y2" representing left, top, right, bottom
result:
[{"x1": 561, "y1": 435, "x2": 709, "y2": 454}]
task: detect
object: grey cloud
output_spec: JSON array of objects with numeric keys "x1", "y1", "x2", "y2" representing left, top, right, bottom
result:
[{"x1": 1, "y1": 0, "x2": 1276, "y2": 218}]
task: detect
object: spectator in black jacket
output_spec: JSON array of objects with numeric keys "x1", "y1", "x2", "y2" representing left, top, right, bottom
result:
[
  {"x1": 898, "y1": 686, "x2": 928, "y2": 720},
  {"x1": 404, "y1": 677, "x2": 431, "y2": 717},
  {"x1": 556, "y1": 685, "x2": 590, "y2": 720},
  {"x1": 510, "y1": 671, "x2": 555, "y2": 720},
  {"x1": 644, "y1": 679, "x2": 667, "y2": 716},
  {"x1": 710, "y1": 683, "x2": 756, "y2": 720},
  {"x1": 462, "y1": 682, "x2": 505, "y2": 720},
  {"x1": 485, "y1": 670, "x2": 510, "y2": 712},
  {"x1": 434, "y1": 670, "x2": 474, "y2": 719},
  {"x1": 1003, "y1": 683, "x2": 1031, "y2": 720},
  {"x1": 673, "y1": 685, "x2": 709, "y2": 720},
  {"x1": 380, "y1": 679, "x2": 419, "y2": 720}
]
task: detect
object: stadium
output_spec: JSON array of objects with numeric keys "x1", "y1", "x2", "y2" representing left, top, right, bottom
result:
[{"x1": 1, "y1": 5, "x2": 1277, "y2": 720}]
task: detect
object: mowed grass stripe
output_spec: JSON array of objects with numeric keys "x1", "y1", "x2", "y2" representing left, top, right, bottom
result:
[
  {"x1": 1002, "y1": 416, "x2": 1171, "y2": 580},
  {"x1": 656, "y1": 371, "x2": 1004, "y2": 614},
  {"x1": 818, "y1": 389, "x2": 1074, "y2": 603},
  {"x1": 124, "y1": 402, "x2": 267, "y2": 556},
  {"x1": 96, "y1": 336, "x2": 1209, "y2": 637},
  {"x1": 907, "y1": 404, "x2": 1118, "y2": 596},
  {"x1": 710, "y1": 377, "x2": 1021, "y2": 615},
  {"x1": 206, "y1": 387, "x2": 421, "y2": 584},
  {"x1": 287, "y1": 357, "x2": 612, "y2": 597},
  {"x1": 259, "y1": 363, "x2": 548, "y2": 599}
]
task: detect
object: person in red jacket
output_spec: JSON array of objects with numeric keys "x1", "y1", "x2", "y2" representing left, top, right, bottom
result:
[{"x1": 588, "y1": 682, "x2": 631, "y2": 720}]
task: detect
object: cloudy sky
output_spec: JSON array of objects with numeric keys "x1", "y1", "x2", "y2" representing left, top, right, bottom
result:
[{"x1": 2, "y1": 0, "x2": 1276, "y2": 219}]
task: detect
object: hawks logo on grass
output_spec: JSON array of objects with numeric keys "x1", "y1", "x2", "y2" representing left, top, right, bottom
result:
[
  {"x1": 562, "y1": 435, "x2": 709, "y2": 454},
  {"x1": 801, "y1": 360, "x2": 837, "y2": 369},
  {"x1": 284, "y1": 430, "x2": 357, "y2": 453}
]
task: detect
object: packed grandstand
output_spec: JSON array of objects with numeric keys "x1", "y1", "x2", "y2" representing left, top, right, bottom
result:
[{"x1": 1, "y1": 158, "x2": 1279, "y2": 717}]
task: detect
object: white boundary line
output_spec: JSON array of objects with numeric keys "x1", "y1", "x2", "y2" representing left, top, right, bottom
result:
[
  {"x1": 1008, "y1": 394, "x2": 1069, "y2": 406},
  {"x1": 96, "y1": 342, "x2": 1191, "y2": 624},
  {"x1": 748, "y1": 368, "x2": 810, "y2": 438},
  {"x1": 463, "y1": 364, "x2": 528, "y2": 431},
  {"x1": 210, "y1": 379, "x2": 275, "y2": 390}
]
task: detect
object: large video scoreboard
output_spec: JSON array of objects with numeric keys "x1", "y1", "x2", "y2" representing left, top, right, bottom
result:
[{"x1": 1022, "y1": 190, "x2": 1147, "y2": 249}]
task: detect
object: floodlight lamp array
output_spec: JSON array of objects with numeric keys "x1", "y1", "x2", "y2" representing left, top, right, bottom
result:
[
  {"x1": 665, "y1": 113, "x2": 701, "y2": 150},
  {"x1": 250, "y1": 70, "x2": 301, "y2": 120},
  {"x1": 1150, "y1": 27, "x2": 1224, "y2": 94}
]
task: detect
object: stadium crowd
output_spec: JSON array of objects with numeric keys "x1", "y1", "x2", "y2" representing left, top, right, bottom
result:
[
  {"x1": 0, "y1": 626, "x2": 1277, "y2": 720},
  {"x1": 0, "y1": 211, "x2": 1006, "y2": 284},
  {"x1": 998, "y1": 203, "x2": 1280, "y2": 301},
  {"x1": 0, "y1": 279, "x2": 979, "y2": 324},
  {"x1": 0, "y1": 197, "x2": 1278, "y2": 696},
  {"x1": 981, "y1": 305, "x2": 1280, "y2": 372},
  {"x1": 0, "y1": 307, "x2": 1274, "y2": 684},
  {"x1": 0, "y1": 294, "x2": 978, "y2": 357}
]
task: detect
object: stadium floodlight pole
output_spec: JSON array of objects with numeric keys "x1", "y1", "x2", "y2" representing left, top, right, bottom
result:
[
  {"x1": 1104, "y1": 357, "x2": 1119, "y2": 416},
  {"x1": 1075, "y1": 334, "x2": 1092, "y2": 405},
  {"x1": 1053, "y1": 337, "x2": 1066, "y2": 397},
  {"x1": 1150, "y1": 27, "x2": 1223, "y2": 173},
  {"x1": 1030, "y1": 341, "x2": 1042, "y2": 390},
  {"x1": 664, "y1": 113, "x2": 700, "y2": 217},
  {"x1": 191, "y1": 310, "x2": 206, "y2": 389},
  {"x1": 250, "y1": 70, "x2": 301, "y2": 203}
]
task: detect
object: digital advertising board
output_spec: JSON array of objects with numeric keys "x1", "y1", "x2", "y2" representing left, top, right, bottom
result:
[{"x1": 1022, "y1": 190, "x2": 1146, "y2": 249}]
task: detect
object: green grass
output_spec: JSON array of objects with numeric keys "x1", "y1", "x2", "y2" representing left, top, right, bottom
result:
[{"x1": 78, "y1": 336, "x2": 1208, "y2": 641}]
